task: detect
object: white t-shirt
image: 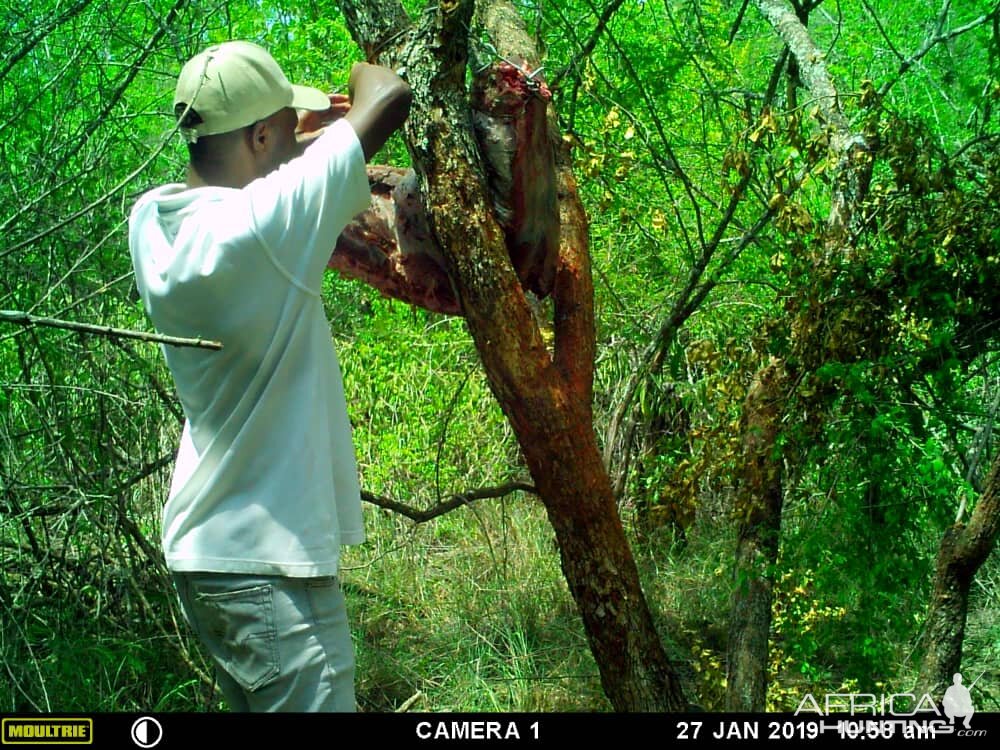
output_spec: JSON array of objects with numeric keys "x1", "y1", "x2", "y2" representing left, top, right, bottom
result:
[{"x1": 128, "y1": 120, "x2": 370, "y2": 576}]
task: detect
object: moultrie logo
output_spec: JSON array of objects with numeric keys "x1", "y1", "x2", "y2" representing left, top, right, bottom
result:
[{"x1": 1, "y1": 718, "x2": 92, "y2": 745}]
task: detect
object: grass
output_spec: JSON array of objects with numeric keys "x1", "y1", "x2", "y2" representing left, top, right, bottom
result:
[
  {"x1": 344, "y1": 497, "x2": 608, "y2": 712},
  {"x1": 958, "y1": 553, "x2": 1000, "y2": 713}
]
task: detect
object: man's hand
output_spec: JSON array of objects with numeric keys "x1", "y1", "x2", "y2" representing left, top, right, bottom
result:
[{"x1": 295, "y1": 93, "x2": 351, "y2": 146}]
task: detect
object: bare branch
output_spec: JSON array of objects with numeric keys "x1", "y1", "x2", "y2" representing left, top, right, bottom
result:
[
  {"x1": 1, "y1": 122, "x2": 185, "y2": 262},
  {"x1": 861, "y1": 0, "x2": 907, "y2": 65},
  {"x1": 878, "y1": 0, "x2": 999, "y2": 98},
  {"x1": 549, "y1": 0, "x2": 627, "y2": 90},
  {"x1": 361, "y1": 482, "x2": 537, "y2": 523},
  {"x1": 0, "y1": 160, "x2": 105, "y2": 237},
  {"x1": 0, "y1": 52, "x2": 83, "y2": 136},
  {"x1": 729, "y1": 0, "x2": 753, "y2": 43},
  {"x1": 599, "y1": 22, "x2": 704, "y2": 247},
  {"x1": 50, "y1": 0, "x2": 190, "y2": 176},
  {"x1": 603, "y1": 49, "x2": 792, "y2": 488},
  {"x1": 113, "y1": 452, "x2": 176, "y2": 496},
  {"x1": 396, "y1": 691, "x2": 424, "y2": 712},
  {"x1": 0, "y1": 0, "x2": 96, "y2": 84},
  {"x1": 0, "y1": 310, "x2": 222, "y2": 351}
]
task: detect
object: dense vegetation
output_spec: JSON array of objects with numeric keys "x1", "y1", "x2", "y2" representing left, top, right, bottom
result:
[{"x1": 1, "y1": 0, "x2": 997, "y2": 711}]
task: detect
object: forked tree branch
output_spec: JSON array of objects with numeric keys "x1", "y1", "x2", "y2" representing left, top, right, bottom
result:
[
  {"x1": 752, "y1": 0, "x2": 873, "y2": 242},
  {"x1": 362, "y1": 482, "x2": 537, "y2": 523},
  {"x1": 753, "y1": 0, "x2": 848, "y2": 130}
]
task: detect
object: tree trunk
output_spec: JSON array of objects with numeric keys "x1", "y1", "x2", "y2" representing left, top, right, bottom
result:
[
  {"x1": 916, "y1": 452, "x2": 1000, "y2": 699},
  {"x1": 727, "y1": 359, "x2": 787, "y2": 711},
  {"x1": 726, "y1": 0, "x2": 875, "y2": 711},
  {"x1": 335, "y1": 0, "x2": 688, "y2": 711},
  {"x1": 515, "y1": 386, "x2": 688, "y2": 710}
]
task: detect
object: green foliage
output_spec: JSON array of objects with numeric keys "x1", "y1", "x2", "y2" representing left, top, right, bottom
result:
[
  {"x1": 338, "y1": 296, "x2": 512, "y2": 498},
  {"x1": 559, "y1": 0, "x2": 998, "y2": 707}
]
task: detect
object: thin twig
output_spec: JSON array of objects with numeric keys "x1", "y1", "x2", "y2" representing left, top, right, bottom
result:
[
  {"x1": 602, "y1": 48, "x2": 792, "y2": 489},
  {"x1": 0, "y1": 0, "x2": 95, "y2": 84},
  {"x1": 435, "y1": 370, "x2": 472, "y2": 507},
  {"x1": 0, "y1": 33, "x2": 201, "y2": 264},
  {"x1": 878, "y1": 0, "x2": 999, "y2": 98},
  {"x1": 28, "y1": 218, "x2": 128, "y2": 316},
  {"x1": 0, "y1": 310, "x2": 222, "y2": 350},
  {"x1": 49, "y1": 0, "x2": 191, "y2": 176},
  {"x1": 362, "y1": 482, "x2": 537, "y2": 523},
  {"x1": 861, "y1": 0, "x2": 906, "y2": 65},
  {"x1": 396, "y1": 691, "x2": 425, "y2": 712},
  {"x1": 0, "y1": 596, "x2": 52, "y2": 711}
]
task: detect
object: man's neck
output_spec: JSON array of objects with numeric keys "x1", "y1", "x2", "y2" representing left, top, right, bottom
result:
[{"x1": 185, "y1": 162, "x2": 252, "y2": 190}]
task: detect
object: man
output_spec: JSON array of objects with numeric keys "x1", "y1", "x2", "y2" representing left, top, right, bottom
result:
[{"x1": 128, "y1": 40, "x2": 411, "y2": 711}]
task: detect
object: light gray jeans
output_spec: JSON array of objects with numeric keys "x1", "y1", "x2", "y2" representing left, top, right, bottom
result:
[{"x1": 172, "y1": 573, "x2": 356, "y2": 712}]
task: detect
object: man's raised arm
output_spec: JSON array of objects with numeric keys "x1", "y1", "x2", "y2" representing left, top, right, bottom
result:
[{"x1": 343, "y1": 63, "x2": 412, "y2": 161}]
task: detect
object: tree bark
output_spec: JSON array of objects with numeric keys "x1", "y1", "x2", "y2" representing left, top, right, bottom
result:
[
  {"x1": 731, "y1": 0, "x2": 995, "y2": 712},
  {"x1": 916, "y1": 452, "x2": 1000, "y2": 699},
  {"x1": 728, "y1": 359, "x2": 787, "y2": 711},
  {"x1": 335, "y1": 0, "x2": 688, "y2": 710}
]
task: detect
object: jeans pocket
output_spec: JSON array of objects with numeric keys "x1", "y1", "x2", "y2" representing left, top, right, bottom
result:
[{"x1": 191, "y1": 583, "x2": 280, "y2": 693}]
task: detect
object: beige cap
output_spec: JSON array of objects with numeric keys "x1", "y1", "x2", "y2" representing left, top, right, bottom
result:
[{"x1": 174, "y1": 41, "x2": 330, "y2": 143}]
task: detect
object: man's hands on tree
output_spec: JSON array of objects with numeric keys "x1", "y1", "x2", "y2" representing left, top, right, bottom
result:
[
  {"x1": 295, "y1": 65, "x2": 410, "y2": 161},
  {"x1": 327, "y1": 59, "x2": 560, "y2": 313},
  {"x1": 295, "y1": 93, "x2": 352, "y2": 147}
]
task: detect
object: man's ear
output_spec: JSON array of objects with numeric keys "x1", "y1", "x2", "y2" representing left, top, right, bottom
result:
[{"x1": 247, "y1": 121, "x2": 270, "y2": 155}]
